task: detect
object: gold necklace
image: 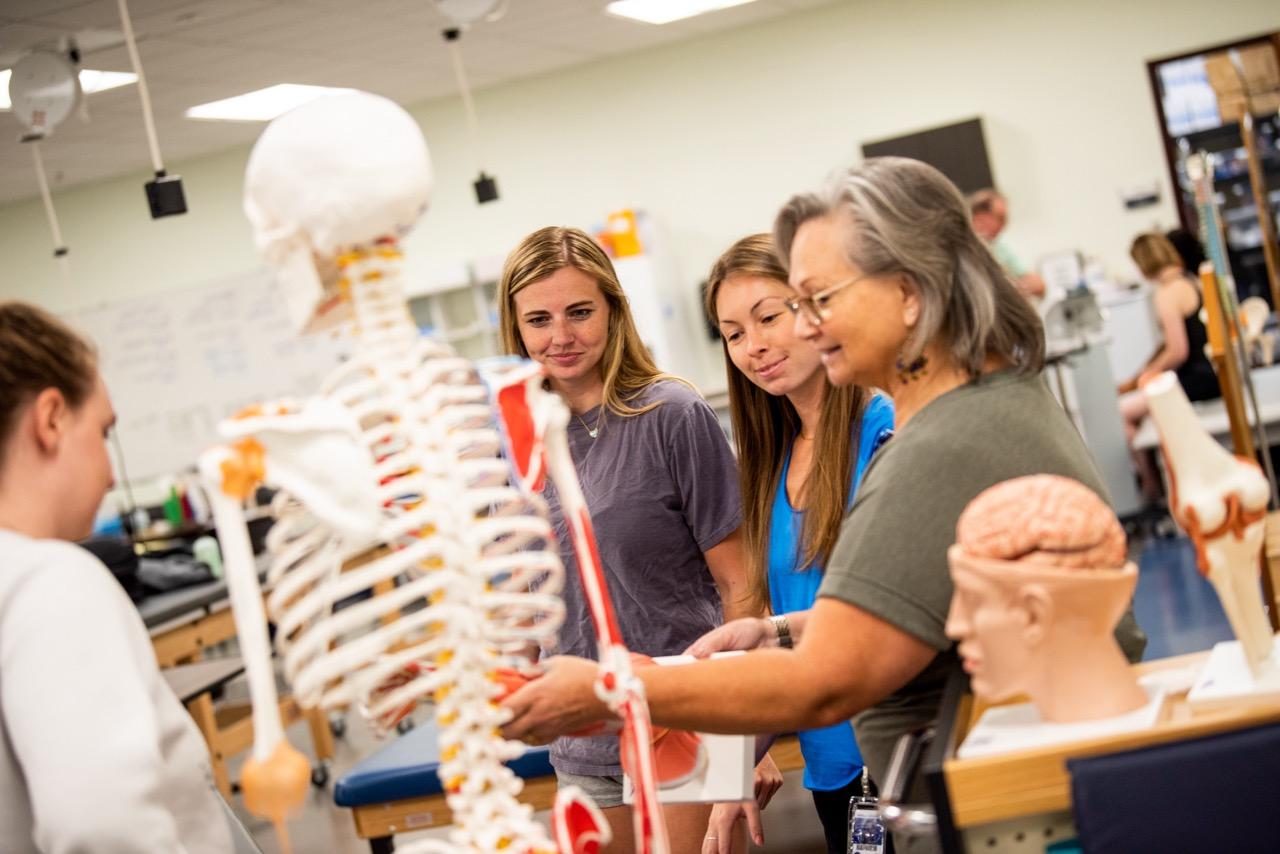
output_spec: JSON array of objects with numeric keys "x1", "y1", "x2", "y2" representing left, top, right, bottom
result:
[{"x1": 576, "y1": 409, "x2": 602, "y2": 439}]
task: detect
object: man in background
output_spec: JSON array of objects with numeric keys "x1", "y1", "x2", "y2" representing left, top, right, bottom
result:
[{"x1": 969, "y1": 188, "x2": 1046, "y2": 301}]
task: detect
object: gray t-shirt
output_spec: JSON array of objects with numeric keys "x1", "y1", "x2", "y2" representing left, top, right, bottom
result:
[
  {"x1": 543, "y1": 379, "x2": 742, "y2": 775},
  {"x1": 819, "y1": 368, "x2": 1147, "y2": 854}
]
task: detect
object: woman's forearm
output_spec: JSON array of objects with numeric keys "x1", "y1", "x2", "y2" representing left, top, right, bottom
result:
[{"x1": 641, "y1": 648, "x2": 848, "y2": 734}]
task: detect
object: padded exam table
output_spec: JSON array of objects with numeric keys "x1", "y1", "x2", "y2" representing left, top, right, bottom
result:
[
  {"x1": 334, "y1": 718, "x2": 556, "y2": 853},
  {"x1": 335, "y1": 722, "x2": 805, "y2": 853}
]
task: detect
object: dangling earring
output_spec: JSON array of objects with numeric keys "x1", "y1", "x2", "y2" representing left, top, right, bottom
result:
[{"x1": 895, "y1": 352, "x2": 929, "y2": 384}]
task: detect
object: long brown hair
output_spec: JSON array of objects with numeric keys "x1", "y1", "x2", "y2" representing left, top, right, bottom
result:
[
  {"x1": 498, "y1": 226, "x2": 683, "y2": 417},
  {"x1": 705, "y1": 235, "x2": 867, "y2": 614},
  {"x1": 0, "y1": 301, "x2": 97, "y2": 452}
]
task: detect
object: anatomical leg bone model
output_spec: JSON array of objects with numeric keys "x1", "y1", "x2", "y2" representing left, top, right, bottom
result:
[{"x1": 1143, "y1": 371, "x2": 1274, "y2": 675}]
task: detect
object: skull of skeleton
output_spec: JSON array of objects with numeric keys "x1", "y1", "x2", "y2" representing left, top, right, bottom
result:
[{"x1": 243, "y1": 91, "x2": 433, "y2": 333}]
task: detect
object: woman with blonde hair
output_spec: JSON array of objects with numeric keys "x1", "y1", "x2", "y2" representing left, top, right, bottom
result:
[
  {"x1": 497, "y1": 226, "x2": 752, "y2": 854},
  {"x1": 500, "y1": 160, "x2": 1145, "y2": 854},
  {"x1": 1117, "y1": 231, "x2": 1220, "y2": 502},
  {"x1": 693, "y1": 234, "x2": 892, "y2": 854},
  {"x1": 0, "y1": 301, "x2": 231, "y2": 852}
]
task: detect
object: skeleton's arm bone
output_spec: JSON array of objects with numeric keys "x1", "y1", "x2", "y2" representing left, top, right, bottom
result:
[{"x1": 199, "y1": 446, "x2": 286, "y2": 758}]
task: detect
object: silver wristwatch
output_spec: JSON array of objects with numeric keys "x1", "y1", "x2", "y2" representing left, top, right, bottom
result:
[{"x1": 768, "y1": 614, "x2": 793, "y2": 649}]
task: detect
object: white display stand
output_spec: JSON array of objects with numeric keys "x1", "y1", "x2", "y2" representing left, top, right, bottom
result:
[
  {"x1": 957, "y1": 683, "x2": 1168, "y2": 760},
  {"x1": 1186, "y1": 634, "x2": 1280, "y2": 713},
  {"x1": 622, "y1": 654, "x2": 753, "y2": 804}
]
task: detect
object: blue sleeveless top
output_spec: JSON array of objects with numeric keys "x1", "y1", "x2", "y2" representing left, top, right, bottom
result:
[{"x1": 767, "y1": 394, "x2": 893, "y2": 790}]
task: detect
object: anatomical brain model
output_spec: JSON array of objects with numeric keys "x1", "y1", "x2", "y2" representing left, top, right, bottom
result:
[
  {"x1": 946, "y1": 474, "x2": 1148, "y2": 723},
  {"x1": 200, "y1": 92, "x2": 670, "y2": 854}
]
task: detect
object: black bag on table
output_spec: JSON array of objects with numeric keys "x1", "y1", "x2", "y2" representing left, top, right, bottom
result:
[{"x1": 79, "y1": 535, "x2": 146, "y2": 602}]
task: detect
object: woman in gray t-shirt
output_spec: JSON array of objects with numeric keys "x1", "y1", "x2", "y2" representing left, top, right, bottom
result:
[{"x1": 497, "y1": 226, "x2": 752, "y2": 850}]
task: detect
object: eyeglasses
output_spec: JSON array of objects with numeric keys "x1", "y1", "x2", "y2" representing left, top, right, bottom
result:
[{"x1": 783, "y1": 273, "x2": 872, "y2": 325}]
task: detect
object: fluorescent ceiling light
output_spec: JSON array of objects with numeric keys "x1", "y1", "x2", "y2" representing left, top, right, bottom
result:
[
  {"x1": 0, "y1": 67, "x2": 137, "y2": 110},
  {"x1": 605, "y1": 0, "x2": 758, "y2": 25},
  {"x1": 185, "y1": 83, "x2": 355, "y2": 122}
]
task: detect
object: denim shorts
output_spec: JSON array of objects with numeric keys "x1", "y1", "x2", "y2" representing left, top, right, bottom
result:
[{"x1": 553, "y1": 769, "x2": 626, "y2": 809}]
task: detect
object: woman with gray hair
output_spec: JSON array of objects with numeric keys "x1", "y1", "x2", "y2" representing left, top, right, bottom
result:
[{"x1": 500, "y1": 158, "x2": 1146, "y2": 854}]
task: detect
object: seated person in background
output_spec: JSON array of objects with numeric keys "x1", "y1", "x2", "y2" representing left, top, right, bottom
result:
[
  {"x1": 1165, "y1": 227, "x2": 1206, "y2": 277},
  {"x1": 0, "y1": 302, "x2": 231, "y2": 853},
  {"x1": 968, "y1": 188, "x2": 1046, "y2": 301},
  {"x1": 1117, "y1": 233, "x2": 1221, "y2": 503}
]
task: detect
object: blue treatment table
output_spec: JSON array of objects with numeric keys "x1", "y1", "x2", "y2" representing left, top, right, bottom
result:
[
  {"x1": 334, "y1": 719, "x2": 555, "y2": 853},
  {"x1": 334, "y1": 722, "x2": 806, "y2": 853}
]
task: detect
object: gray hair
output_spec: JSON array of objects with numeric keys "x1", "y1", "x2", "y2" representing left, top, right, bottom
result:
[{"x1": 773, "y1": 157, "x2": 1044, "y2": 377}]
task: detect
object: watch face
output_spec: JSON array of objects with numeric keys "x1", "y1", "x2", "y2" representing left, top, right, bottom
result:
[{"x1": 10, "y1": 51, "x2": 79, "y2": 135}]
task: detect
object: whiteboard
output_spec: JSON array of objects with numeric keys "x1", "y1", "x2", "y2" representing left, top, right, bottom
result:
[{"x1": 65, "y1": 269, "x2": 347, "y2": 483}]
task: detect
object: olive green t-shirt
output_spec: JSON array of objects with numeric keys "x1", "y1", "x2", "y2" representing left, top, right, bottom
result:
[{"x1": 818, "y1": 368, "x2": 1147, "y2": 854}]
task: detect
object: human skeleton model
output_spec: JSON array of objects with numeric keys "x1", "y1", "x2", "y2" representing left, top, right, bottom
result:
[
  {"x1": 198, "y1": 91, "x2": 672, "y2": 853},
  {"x1": 946, "y1": 475, "x2": 1147, "y2": 722},
  {"x1": 1143, "y1": 371, "x2": 1274, "y2": 675}
]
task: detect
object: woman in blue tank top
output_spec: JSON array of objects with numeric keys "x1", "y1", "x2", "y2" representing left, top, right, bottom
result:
[{"x1": 696, "y1": 235, "x2": 893, "y2": 854}]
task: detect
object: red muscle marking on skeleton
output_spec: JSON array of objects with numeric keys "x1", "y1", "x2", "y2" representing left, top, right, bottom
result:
[
  {"x1": 497, "y1": 381, "x2": 546, "y2": 492},
  {"x1": 577, "y1": 507, "x2": 625, "y2": 645},
  {"x1": 493, "y1": 655, "x2": 703, "y2": 787},
  {"x1": 553, "y1": 790, "x2": 610, "y2": 854},
  {"x1": 956, "y1": 474, "x2": 1125, "y2": 568}
]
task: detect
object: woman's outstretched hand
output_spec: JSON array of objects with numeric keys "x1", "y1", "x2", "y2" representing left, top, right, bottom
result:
[
  {"x1": 684, "y1": 617, "x2": 771, "y2": 659},
  {"x1": 499, "y1": 656, "x2": 609, "y2": 745}
]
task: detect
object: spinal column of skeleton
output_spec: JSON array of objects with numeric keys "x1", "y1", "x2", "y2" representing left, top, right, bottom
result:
[{"x1": 262, "y1": 241, "x2": 564, "y2": 852}]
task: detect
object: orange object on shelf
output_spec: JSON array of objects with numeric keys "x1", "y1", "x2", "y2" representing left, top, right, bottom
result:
[{"x1": 606, "y1": 210, "x2": 644, "y2": 258}]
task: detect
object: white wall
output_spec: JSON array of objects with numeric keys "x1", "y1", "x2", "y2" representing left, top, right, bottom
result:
[{"x1": 1, "y1": 0, "x2": 1275, "y2": 383}]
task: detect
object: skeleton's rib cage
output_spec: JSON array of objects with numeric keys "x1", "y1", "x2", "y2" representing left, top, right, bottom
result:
[{"x1": 203, "y1": 245, "x2": 566, "y2": 853}]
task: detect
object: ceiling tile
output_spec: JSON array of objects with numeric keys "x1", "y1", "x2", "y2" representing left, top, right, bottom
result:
[{"x1": 0, "y1": 0, "x2": 824, "y2": 204}]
